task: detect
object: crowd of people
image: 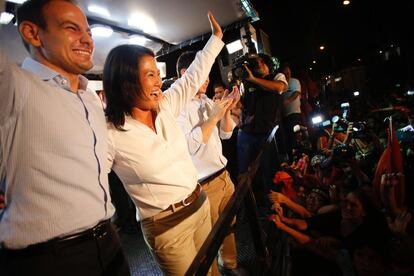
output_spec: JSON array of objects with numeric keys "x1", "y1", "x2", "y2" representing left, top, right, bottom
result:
[
  {"x1": 1, "y1": 0, "x2": 413, "y2": 275},
  {"x1": 263, "y1": 79, "x2": 414, "y2": 275}
]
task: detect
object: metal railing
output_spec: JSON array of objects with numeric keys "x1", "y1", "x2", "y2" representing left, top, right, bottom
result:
[{"x1": 185, "y1": 125, "x2": 290, "y2": 275}]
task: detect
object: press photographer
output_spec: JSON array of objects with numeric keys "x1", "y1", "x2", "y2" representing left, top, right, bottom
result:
[
  {"x1": 236, "y1": 53, "x2": 288, "y2": 172},
  {"x1": 236, "y1": 52, "x2": 288, "y2": 216}
]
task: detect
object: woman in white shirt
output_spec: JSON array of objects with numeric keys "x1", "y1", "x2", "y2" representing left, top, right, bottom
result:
[{"x1": 103, "y1": 12, "x2": 224, "y2": 275}]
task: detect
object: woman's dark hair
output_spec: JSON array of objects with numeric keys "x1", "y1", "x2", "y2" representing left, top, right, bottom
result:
[
  {"x1": 17, "y1": 0, "x2": 77, "y2": 52},
  {"x1": 103, "y1": 44, "x2": 155, "y2": 130}
]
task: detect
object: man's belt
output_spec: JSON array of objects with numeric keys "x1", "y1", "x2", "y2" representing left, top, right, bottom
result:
[
  {"x1": 2, "y1": 219, "x2": 111, "y2": 256},
  {"x1": 199, "y1": 167, "x2": 226, "y2": 185}
]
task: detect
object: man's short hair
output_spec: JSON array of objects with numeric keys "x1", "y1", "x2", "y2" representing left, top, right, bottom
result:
[
  {"x1": 17, "y1": 0, "x2": 78, "y2": 51},
  {"x1": 213, "y1": 82, "x2": 225, "y2": 90},
  {"x1": 257, "y1": 53, "x2": 278, "y2": 74},
  {"x1": 176, "y1": 51, "x2": 196, "y2": 77}
]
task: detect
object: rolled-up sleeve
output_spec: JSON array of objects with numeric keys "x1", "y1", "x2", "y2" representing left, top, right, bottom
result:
[{"x1": 219, "y1": 121, "x2": 235, "y2": 140}]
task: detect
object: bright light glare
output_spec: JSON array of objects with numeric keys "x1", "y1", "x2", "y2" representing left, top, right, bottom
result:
[
  {"x1": 6, "y1": 0, "x2": 27, "y2": 4},
  {"x1": 312, "y1": 116, "x2": 323, "y2": 125},
  {"x1": 226, "y1": 40, "x2": 243, "y2": 54},
  {"x1": 91, "y1": 26, "x2": 113, "y2": 37},
  {"x1": 343, "y1": 0, "x2": 350, "y2": 5},
  {"x1": 319, "y1": 45, "x2": 325, "y2": 50},
  {"x1": 87, "y1": 5, "x2": 110, "y2": 17},
  {"x1": 128, "y1": 13, "x2": 157, "y2": 34},
  {"x1": 129, "y1": 35, "x2": 149, "y2": 46},
  {"x1": 252, "y1": 38, "x2": 258, "y2": 52},
  {"x1": 0, "y1": 12, "x2": 14, "y2": 24},
  {"x1": 353, "y1": 91, "x2": 360, "y2": 96}
]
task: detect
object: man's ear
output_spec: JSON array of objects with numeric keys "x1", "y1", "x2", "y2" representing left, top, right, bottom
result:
[
  {"x1": 19, "y1": 21, "x2": 42, "y2": 48},
  {"x1": 179, "y1": 68, "x2": 187, "y2": 77}
]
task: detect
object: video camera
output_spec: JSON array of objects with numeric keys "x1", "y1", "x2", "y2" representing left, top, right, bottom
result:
[
  {"x1": 230, "y1": 53, "x2": 259, "y2": 80},
  {"x1": 331, "y1": 116, "x2": 365, "y2": 131}
]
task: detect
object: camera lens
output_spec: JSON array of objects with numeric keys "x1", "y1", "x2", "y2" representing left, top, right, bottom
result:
[{"x1": 233, "y1": 66, "x2": 248, "y2": 80}]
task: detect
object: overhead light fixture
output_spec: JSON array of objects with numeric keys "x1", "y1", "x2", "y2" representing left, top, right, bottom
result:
[
  {"x1": 128, "y1": 35, "x2": 149, "y2": 46},
  {"x1": 87, "y1": 5, "x2": 110, "y2": 17},
  {"x1": 353, "y1": 91, "x2": 360, "y2": 96},
  {"x1": 343, "y1": 0, "x2": 350, "y2": 5},
  {"x1": 91, "y1": 25, "x2": 113, "y2": 37},
  {"x1": 312, "y1": 60, "x2": 316, "y2": 64},
  {"x1": 226, "y1": 40, "x2": 243, "y2": 54},
  {"x1": 6, "y1": 0, "x2": 27, "y2": 4},
  {"x1": 0, "y1": 12, "x2": 14, "y2": 24},
  {"x1": 128, "y1": 13, "x2": 157, "y2": 34},
  {"x1": 319, "y1": 45, "x2": 325, "y2": 50}
]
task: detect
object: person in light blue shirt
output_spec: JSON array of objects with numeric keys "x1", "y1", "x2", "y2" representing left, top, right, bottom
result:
[{"x1": 0, "y1": 1, "x2": 129, "y2": 275}]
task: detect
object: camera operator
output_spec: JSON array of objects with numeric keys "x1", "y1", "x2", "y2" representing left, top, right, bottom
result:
[
  {"x1": 236, "y1": 53, "x2": 287, "y2": 216},
  {"x1": 237, "y1": 54, "x2": 288, "y2": 171}
]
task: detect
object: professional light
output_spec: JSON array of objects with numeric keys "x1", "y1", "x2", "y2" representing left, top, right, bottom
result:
[
  {"x1": 311, "y1": 115, "x2": 323, "y2": 125},
  {"x1": 157, "y1": 62, "x2": 166, "y2": 79},
  {"x1": 87, "y1": 5, "x2": 110, "y2": 17},
  {"x1": 0, "y1": 12, "x2": 13, "y2": 24},
  {"x1": 332, "y1": 115, "x2": 340, "y2": 123},
  {"x1": 226, "y1": 40, "x2": 243, "y2": 54},
  {"x1": 91, "y1": 25, "x2": 113, "y2": 37}
]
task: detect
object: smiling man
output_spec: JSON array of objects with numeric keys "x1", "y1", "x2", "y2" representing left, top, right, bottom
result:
[{"x1": 0, "y1": 0, "x2": 130, "y2": 275}]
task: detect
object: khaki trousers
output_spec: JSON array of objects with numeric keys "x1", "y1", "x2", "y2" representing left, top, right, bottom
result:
[
  {"x1": 141, "y1": 191, "x2": 212, "y2": 275},
  {"x1": 202, "y1": 170, "x2": 237, "y2": 274}
]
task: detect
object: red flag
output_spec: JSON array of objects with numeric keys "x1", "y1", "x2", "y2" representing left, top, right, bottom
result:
[{"x1": 373, "y1": 125, "x2": 405, "y2": 209}]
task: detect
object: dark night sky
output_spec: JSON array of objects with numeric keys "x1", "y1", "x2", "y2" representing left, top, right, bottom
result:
[{"x1": 249, "y1": 0, "x2": 413, "y2": 75}]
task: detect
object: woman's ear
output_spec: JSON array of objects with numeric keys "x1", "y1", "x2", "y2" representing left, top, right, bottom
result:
[{"x1": 19, "y1": 21, "x2": 42, "y2": 48}]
